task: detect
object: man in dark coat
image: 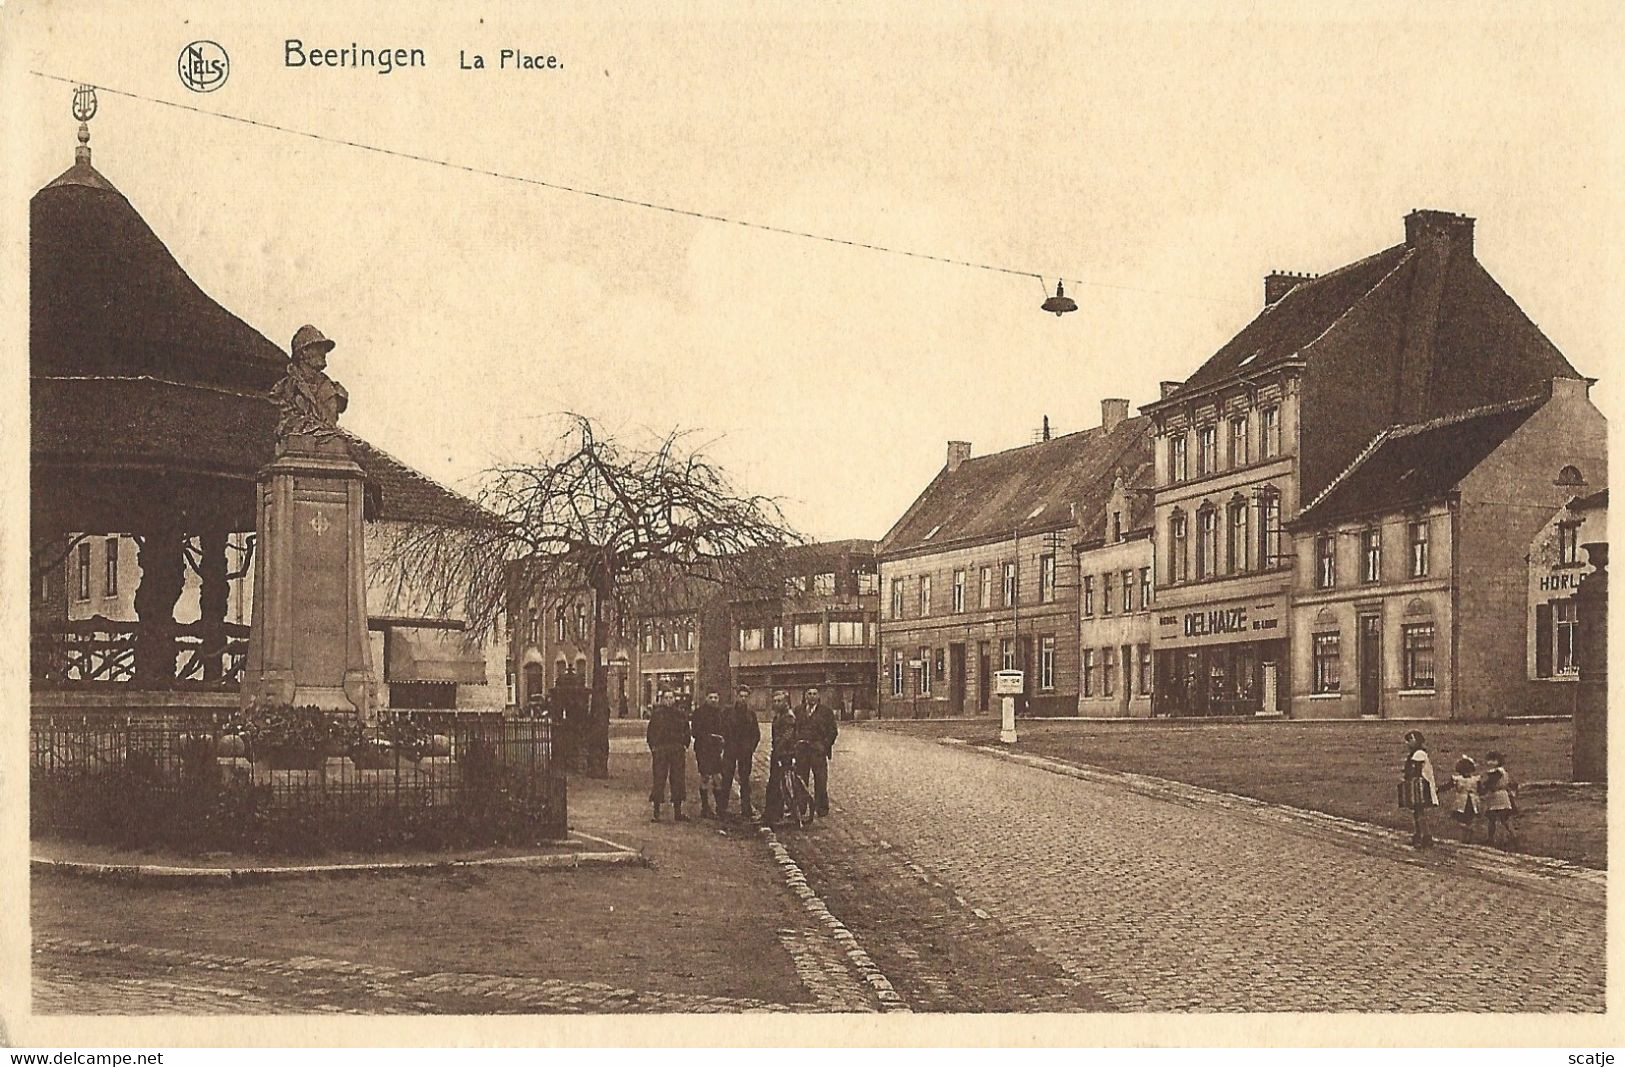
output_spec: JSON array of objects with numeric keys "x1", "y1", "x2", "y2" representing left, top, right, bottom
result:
[
  {"x1": 718, "y1": 684, "x2": 761, "y2": 820},
  {"x1": 691, "y1": 691, "x2": 727, "y2": 818},
  {"x1": 646, "y1": 689, "x2": 691, "y2": 822},
  {"x1": 761, "y1": 690, "x2": 799, "y2": 826},
  {"x1": 797, "y1": 687, "x2": 839, "y2": 817}
]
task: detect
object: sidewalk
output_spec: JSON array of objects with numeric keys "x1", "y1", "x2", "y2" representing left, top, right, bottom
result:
[{"x1": 32, "y1": 751, "x2": 869, "y2": 1013}]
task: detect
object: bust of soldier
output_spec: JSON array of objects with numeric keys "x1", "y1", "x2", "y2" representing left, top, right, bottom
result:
[{"x1": 272, "y1": 324, "x2": 349, "y2": 439}]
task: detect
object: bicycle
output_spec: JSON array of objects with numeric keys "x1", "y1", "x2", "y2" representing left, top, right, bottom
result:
[{"x1": 771, "y1": 742, "x2": 816, "y2": 829}]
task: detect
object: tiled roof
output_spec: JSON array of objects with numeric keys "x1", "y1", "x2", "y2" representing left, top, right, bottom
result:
[
  {"x1": 1292, "y1": 396, "x2": 1543, "y2": 527},
  {"x1": 1177, "y1": 244, "x2": 1414, "y2": 393},
  {"x1": 31, "y1": 156, "x2": 486, "y2": 531},
  {"x1": 880, "y1": 417, "x2": 1155, "y2": 557},
  {"x1": 32, "y1": 160, "x2": 288, "y2": 391},
  {"x1": 1570, "y1": 488, "x2": 1608, "y2": 513},
  {"x1": 1160, "y1": 225, "x2": 1579, "y2": 422}
]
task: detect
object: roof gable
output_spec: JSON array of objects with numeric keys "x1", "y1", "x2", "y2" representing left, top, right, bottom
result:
[{"x1": 880, "y1": 417, "x2": 1155, "y2": 557}]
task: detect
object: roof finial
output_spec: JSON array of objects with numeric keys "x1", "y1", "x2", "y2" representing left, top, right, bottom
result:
[{"x1": 72, "y1": 84, "x2": 97, "y2": 166}]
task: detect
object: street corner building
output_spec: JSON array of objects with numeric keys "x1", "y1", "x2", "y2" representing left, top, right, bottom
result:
[
  {"x1": 1141, "y1": 209, "x2": 1603, "y2": 720},
  {"x1": 876, "y1": 400, "x2": 1155, "y2": 719},
  {"x1": 29, "y1": 123, "x2": 505, "y2": 722},
  {"x1": 728, "y1": 539, "x2": 880, "y2": 719}
]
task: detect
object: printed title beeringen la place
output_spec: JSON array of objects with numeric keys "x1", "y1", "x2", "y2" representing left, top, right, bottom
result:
[{"x1": 284, "y1": 40, "x2": 561, "y2": 73}]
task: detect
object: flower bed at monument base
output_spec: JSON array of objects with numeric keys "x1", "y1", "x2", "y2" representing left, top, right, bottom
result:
[{"x1": 31, "y1": 715, "x2": 566, "y2": 856}]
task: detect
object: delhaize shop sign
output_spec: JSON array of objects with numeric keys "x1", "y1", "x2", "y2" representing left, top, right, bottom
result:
[{"x1": 1158, "y1": 600, "x2": 1284, "y2": 644}]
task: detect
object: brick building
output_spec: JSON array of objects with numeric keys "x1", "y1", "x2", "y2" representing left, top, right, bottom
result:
[
  {"x1": 1286, "y1": 380, "x2": 1605, "y2": 719},
  {"x1": 1076, "y1": 473, "x2": 1157, "y2": 716},
  {"x1": 728, "y1": 539, "x2": 880, "y2": 717},
  {"x1": 1526, "y1": 486, "x2": 1609, "y2": 714},
  {"x1": 1141, "y1": 209, "x2": 1588, "y2": 717},
  {"x1": 509, "y1": 586, "x2": 639, "y2": 717},
  {"x1": 877, "y1": 401, "x2": 1153, "y2": 718}
]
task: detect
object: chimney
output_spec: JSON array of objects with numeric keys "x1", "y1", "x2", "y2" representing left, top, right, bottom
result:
[
  {"x1": 946, "y1": 440, "x2": 972, "y2": 472},
  {"x1": 1264, "y1": 270, "x2": 1316, "y2": 307},
  {"x1": 1159, "y1": 380, "x2": 1182, "y2": 400},
  {"x1": 1101, "y1": 398, "x2": 1130, "y2": 433},
  {"x1": 1404, "y1": 209, "x2": 1475, "y2": 255}
]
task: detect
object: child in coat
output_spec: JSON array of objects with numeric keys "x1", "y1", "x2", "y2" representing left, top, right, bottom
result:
[
  {"x1": 1448, "y1": 755, "x2": 1481, "y2": 843},
  {"x1": 1478, "y1": 750, "x2": 1519, "y2": 848},
  {"x1": 1399, "y1": 730, "x2": 1438, "y2": 848}
]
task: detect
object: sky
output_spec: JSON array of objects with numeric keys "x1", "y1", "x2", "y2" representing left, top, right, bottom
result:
[{"x1": 7, "y1": 1, "x2": 1623, "y2": 543}]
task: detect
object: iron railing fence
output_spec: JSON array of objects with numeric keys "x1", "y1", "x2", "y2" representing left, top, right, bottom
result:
[{"x1": 31, "y1": 716, "x2": 564, "y2": 854}]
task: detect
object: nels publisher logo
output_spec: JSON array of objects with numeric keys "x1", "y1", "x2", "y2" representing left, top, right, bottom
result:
[{"x1": 177, "y1": 40, "x2": 229, "y2": 92}]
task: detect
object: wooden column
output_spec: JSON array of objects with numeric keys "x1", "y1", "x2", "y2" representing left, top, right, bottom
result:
[
  {"x1": 198, "y1": 527, "x2": 229, "y2": 682},
  {"x1": 133, "y1": 519, "x2": 185, "y2": 687}
]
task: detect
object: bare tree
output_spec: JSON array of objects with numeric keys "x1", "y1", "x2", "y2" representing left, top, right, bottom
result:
[{"x1": 372, "y1": 414, "x2": 800, "y2": 776}]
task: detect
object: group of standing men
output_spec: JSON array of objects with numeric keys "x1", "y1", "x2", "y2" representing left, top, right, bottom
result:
[{"x1": 645, "y1": 684, "x2": 839, "y2": 826}]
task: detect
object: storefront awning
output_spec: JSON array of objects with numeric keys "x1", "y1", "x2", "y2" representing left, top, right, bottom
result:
[{"x1": 385, "y1": 626, "x2": 486, "y2": 685}]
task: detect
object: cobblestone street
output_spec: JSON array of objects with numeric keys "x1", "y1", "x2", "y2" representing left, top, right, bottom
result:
[
  {"x1": 34, "y1": 730, "x2": 1604, "y2": 1014},
  {"x1": 769, "y1": 727, "x2": 1605, "y2": 1012}
]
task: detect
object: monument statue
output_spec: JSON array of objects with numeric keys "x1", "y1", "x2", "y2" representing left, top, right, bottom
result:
[{"x1": 272, "y1": 324, "x2": 349, "y2": 440}]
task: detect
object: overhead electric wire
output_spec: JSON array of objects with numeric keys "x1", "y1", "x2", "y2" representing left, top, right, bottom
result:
[{"x1": 32, "y1": 69, "x2": 1248, "y2": 307}]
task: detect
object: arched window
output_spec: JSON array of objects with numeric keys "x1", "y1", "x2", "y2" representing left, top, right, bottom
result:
[
  {"x1": 576, "y1": 602, "x2": 588, "y2": 641},
  {"x1": 554, "y1": 604, "x2": 567, "y2": 642}
]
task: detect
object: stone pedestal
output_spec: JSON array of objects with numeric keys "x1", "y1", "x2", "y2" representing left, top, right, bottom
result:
[{"x1": 241, "y1": 434, "x2": 374, "y2": 720}]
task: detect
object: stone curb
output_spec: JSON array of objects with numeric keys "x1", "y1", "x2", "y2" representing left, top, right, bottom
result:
[
  {"x1": 31, "y1": 836, "x2": 647, "y2": 884},
  {"x1": 954, "y1": 741, "x2": 1605, "y2": 905},
  {"x1": 758, "y1": 825, "x2": 910, "y2": 1012}
]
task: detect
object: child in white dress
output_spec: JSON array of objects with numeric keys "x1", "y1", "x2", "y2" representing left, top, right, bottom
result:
[{"x1": 1449, "y1": 755, "x2": 1480, "y2": 842}]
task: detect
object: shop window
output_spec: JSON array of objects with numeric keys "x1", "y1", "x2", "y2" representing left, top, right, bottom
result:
[
  {"x1": 952, "y1": 569, "x2": 966, "y2": 612},
  {"x1": 1260, "y1": 405, "x2": 1281, "y2": 458},
  {"x1": 1402, "y1": 623, "x2": 1436, "y2": 690},
  {"x1": 1082, "y1": 575, "x2": 1094, "y2": 617},
  {"x1": 1101, "y1": 646, "x2": 1117, "y2": 697},
  {"x1": 1538, "y1": 600, "x2": 1580, "y2": 678},
  {"x1": 1082, "y1": 648, "x2": 1095, "y2": 697},
  {"x1": 1558, "y1": 522, "x2": 1581, "y2": 566},
  {"x1": 1171, "y1": 434, "x2": 1188, "y2": 483},
  {"x1": 1169, "y1": 511, "x2": 1189, "y2": 583},
  {"x1": 1361, "y1": 528, "x2": 1382, "y2": 584},
  {"x1": 1121, "y1": 569, "x2": 1134, "y2": 613},
  {"x1": 1040, "y1": 636, "x2": 1055, "y2": 691},
  {"x1": 1196, "y1": 506, "x2": 1218, "y2": 579},
  {"x1": 1231, "y1": 415, "x2": 1249, "y2": 468},
  {"x1": 1408, "y1": 520, "x2": 1430, "y2": 578},
  {"x1": 1039, "y1": 554, "x2": 1057, "y2": 603},
  {"x1": 1316, "y1": 534, "x2": 1337, "y2": 589},
  {"x1": 1227, "y1": 499, "x2": 1249, "y2": 573},
  {"x1": 1313, "y1": 633, "x2": 1341, "y2": 693}
]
